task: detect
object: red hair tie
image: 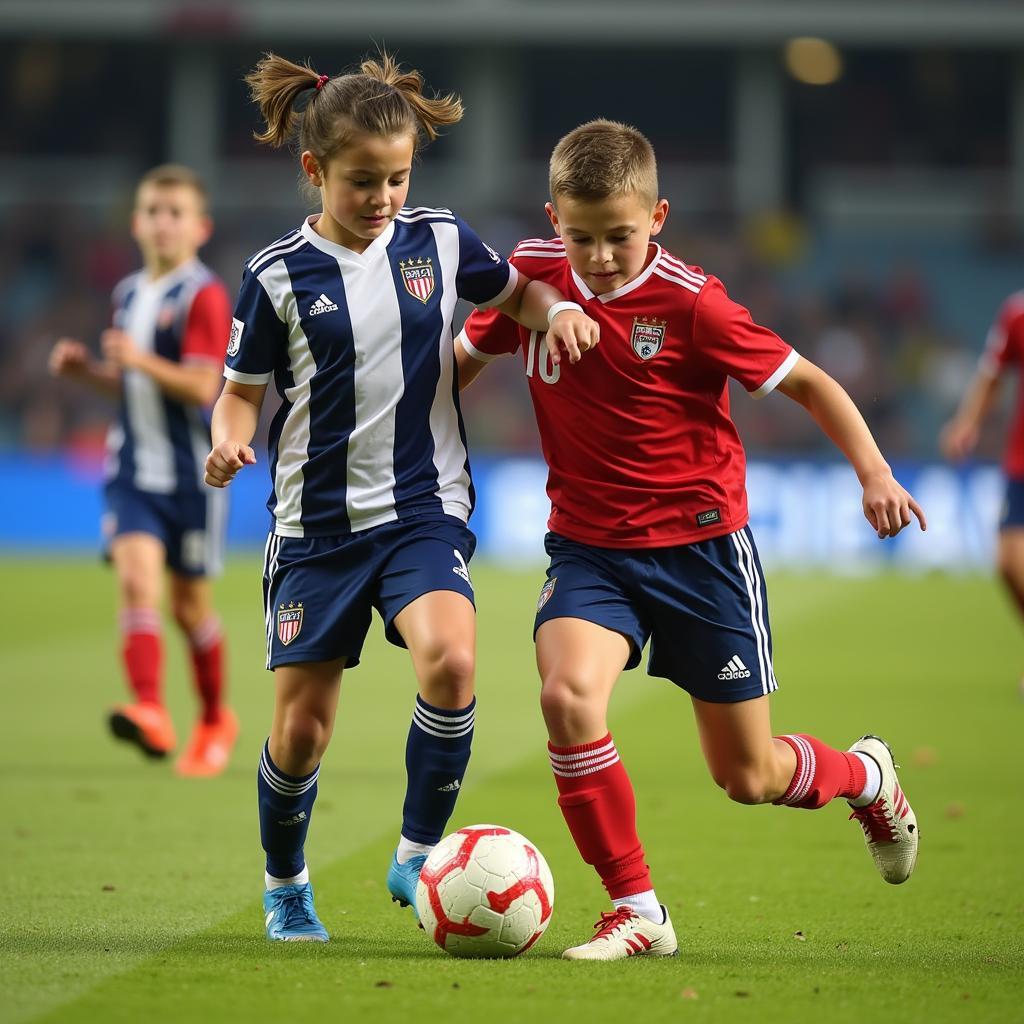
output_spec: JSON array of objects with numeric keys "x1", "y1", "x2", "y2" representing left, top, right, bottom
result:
[{"x1": 315, "y1": 74, "x2": 329, "y2": 91}]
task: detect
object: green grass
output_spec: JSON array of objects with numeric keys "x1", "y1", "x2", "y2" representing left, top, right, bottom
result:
[{"x1": 1, "y1": 558, "x2": 1022, "y2": 1023}]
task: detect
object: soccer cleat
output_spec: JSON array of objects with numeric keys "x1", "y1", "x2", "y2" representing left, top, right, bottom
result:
[
  {"x1": 562, "y1": 905, "x2": 678, "y2": 961},
  {"x1": 108, "y1": 701, "x2": 176, "y2": 758},
  {"x1": 175, "y1": 708, "x2": 239, "y2": 778},
  {"x1": 263, "y1": 883, "x2": 329, "y2": 942},
  {"x1": 387, "y1": 852, "x2": 426, "y2": 921},
  {"x1": 847, "y1": 734, "x2": 919, "y2": 884}
]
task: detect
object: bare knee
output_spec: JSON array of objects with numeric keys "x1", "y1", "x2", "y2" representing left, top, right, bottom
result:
[
  {"x1": 540, "y1": 673, "x2": 595, "y2": 737},
  {"x1": 275, "y1": 710, "x2": 331, "y2": 767},
  {"x1": 170, "y1": 593, "x2": 205, "y2": 634},
  {"x1": 712, "y1": 764, "x2": 776, "y2": 805},
  {"x1": 118, "y1": 567, "x2": 157, "y2": 609},
  {"x1": 419, "y1": 642, "x2": 475, "y2": 707}
]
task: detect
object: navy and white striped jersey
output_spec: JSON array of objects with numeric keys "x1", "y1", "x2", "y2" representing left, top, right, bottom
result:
[
  {"x1": 224, "y1": 209, "x2": 518, "y2": 538},
  {"x1": 106, "y1": 259, "x2": 231, "y2": 495}
]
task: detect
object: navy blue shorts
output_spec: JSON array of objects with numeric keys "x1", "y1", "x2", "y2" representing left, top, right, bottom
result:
[
  {"x1": 262, "y1": 515, "x2": 476, "y2": 670},
  {"x1": 103, "y1": 482, "x2": 227, "y2": 578},
  {"x1": 534, "y1": 527, "x2": 777, "y2": 703},
  {"x1": 999, "y1": 476, "x2": 1024, "y2": 530}
]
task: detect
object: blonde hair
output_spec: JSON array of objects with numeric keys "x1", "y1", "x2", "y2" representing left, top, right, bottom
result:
[
  {"x1": 135, "y1": 164, "x2": 209, "y2": 213},
  {"x1": 245, "y1": 51, "x2": 463, "y2": 163},
  {"x1": 549, "y1": 119, "x2": 658, "y2": 208}
]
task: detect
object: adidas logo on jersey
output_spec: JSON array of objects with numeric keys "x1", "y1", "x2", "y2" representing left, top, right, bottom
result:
[
  {"x1": 437, "y1": 779, "x2": 461, "y2": 792},
  {"x1": 718, "y1": 655, "x2": 752, "y2": 680},
  {"x1": 277, "y1": 811, "x2": 308, "y2": 827},
  {"x1": 308, "y1": 293, "x2": 338, "y2": 316}
]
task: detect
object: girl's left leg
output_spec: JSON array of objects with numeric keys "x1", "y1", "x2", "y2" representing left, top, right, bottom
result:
[
  {"x1": 691, "y1": 695, "x2": 918, "y2": 883},
  {"x1": 387, "y1": 590, "x2": 477, "y2": 908}
]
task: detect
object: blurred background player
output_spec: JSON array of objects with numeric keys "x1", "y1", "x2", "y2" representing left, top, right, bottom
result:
[
  {"x1": 48, "y1": 164, "x2": 238, "y2": 777},
  {"x1": 457, "y1": 120, "x2": 926, "y2": 960},
  {"x1": 204, "y1": 52, "x2": 597, "y2": 943},
  {"x1": 941, "y1": 291, "x2": 1024, "y2": 686}
]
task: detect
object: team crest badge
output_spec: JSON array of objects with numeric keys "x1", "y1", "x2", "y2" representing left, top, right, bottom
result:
[
  {"x1": 630, "y1": 317, "x2": 667, "y2": 360},
  {"x1": 400, "y1": 258, "x2": 435, "y2": 303},
  {"x1": 277, "y1": 603, "x2": 304, "y2": 646},
  {"x1": 537, "y1": 577, "x2": 557, "y2": 612}
]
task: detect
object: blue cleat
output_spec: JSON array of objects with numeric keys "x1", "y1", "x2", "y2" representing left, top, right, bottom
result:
[
  {"x1": 263, "y1": 883, "x2": 330, "y2": 942},
  {"x1": 387, "y1": 852, "x2": 426, "y2": 920}
]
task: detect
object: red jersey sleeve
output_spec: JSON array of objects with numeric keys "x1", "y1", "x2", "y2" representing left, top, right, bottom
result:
[
  {"x1": 182, "y1": 281, "x2": 232, "y2": 365},
  {"x1": 459, "y1": 303, "x2": 523, "y2": 362},
  {"x1": 692, "y1": 277, "x2": 798, "y2": 397},
  {"x1": 981, "y1": 292, "x2": 1024, "y2": 375}
]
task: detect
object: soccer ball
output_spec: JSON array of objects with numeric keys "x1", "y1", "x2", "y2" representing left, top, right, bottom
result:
[{"x1": 416, "y1": 824, "x2": 555, "y2": 958}]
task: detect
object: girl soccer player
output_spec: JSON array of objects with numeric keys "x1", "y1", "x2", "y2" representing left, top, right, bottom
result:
[
  {"x1": 49, "y1": 165, "x2": 237, "y2": 777},
  {"x1": 205, "y1": 52, "x2": 598, "y2": 942}
]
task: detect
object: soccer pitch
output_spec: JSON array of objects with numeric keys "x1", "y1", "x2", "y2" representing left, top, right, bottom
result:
[{"x1": 2, "y1": 559, "x2": 1021, "y2": 1023}]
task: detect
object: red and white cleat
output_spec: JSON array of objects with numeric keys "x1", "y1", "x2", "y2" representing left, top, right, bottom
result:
[
  {"x1": 562, "y1": 905, "x2": 678, "y2": 961},
  {"x1": 848, "y1": 734, "x2": 919, "y2": 884},
  {"x1": 108, "y1": 701, "x2": 176, "y2": 758},
  {"x1": 175, "y1": 708, "x2": 239, "y2": 777}
]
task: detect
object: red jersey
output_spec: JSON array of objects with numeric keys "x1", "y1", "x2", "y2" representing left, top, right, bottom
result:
[
  {"x1": 980, "y1": 291, "x2": 1024, "y2": 478},
  {"x1": 459, "y1": 239, "x2": 797, "y2": 548}
]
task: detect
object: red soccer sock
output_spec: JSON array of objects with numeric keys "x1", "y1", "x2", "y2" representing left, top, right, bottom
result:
[
  {"x1": 548, "y1": 733, "x2": 652, "y2": 899},
  {"x1": 188, "y1": 618, "x2": 225, "y2": 725},
  {"x1": 119, "y1": 608, "x2": 163, "y2": 706},
  {"x1": 774, "y1": 733, "x2": 867, "y2": 809}
]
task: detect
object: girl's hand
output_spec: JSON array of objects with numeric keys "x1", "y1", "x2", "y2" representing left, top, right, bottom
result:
[
  {"x1": 545, "y1": 310, "x2": 600, "y2": 365},
  {"x1": 862, "y1": 469, "x2": 927, "y2": 539},
  {"x1": 205, "y1": 441, "x2": 257, "y2": 488}
]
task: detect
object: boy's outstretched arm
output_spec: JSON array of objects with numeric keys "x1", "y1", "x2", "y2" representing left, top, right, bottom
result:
[
  {"x1": 776, "y1": 356, "x2": 927, "y2": 539},
  {"x1": 940, "y1": 368, "x2": 1001, "y2": 461}
]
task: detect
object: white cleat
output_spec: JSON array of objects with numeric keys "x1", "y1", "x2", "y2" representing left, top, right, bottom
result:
[
  {"x1": 562, "y1": 905, "x2": 678, "y2": 961},
  {"x1": 847, "y1": 735, "x2": 919, "y2": 885}
]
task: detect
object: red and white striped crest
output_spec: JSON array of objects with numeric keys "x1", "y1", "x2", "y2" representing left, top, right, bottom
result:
[
  {"x1": 630, "y1": 317, "x2": 667, "y2": 360},
  {"x1": 400, "y1": 258, "x2": 435, "y2": 303},
  {"x1": 277, "y1": 605, "x2": 303, "y2": 646}
]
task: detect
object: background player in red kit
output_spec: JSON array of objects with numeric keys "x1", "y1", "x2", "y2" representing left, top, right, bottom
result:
[
  {"x1": 941, "y1": 293, "x2": 1024, "y2": 687},
  {"x1": 49, "y1": 165, "x2": 238, "y2": 776},
  {"x1": 457, "y1": 120, "x2": 927, "y2": 960}
]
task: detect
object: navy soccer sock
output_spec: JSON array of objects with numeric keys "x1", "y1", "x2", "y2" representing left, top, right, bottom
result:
[
  {"x1": 401, "y1": 696, "x2": 475, "y2": 846},
  {"x1": 257, "y1": 740, "x2": 319, "y2": 880}
]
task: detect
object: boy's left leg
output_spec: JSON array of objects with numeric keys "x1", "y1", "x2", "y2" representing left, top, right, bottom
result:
[
  {"x1": 169, "y1": 573, "x2": 238, "y2": 777},
  {"x1": 387, "y1": 589, "x2": 477, "y2": 914},
  {"x1": 691, "y1": 695, "x2": 918, "y2": 884}
]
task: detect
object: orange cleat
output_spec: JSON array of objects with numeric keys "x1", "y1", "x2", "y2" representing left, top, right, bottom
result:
[
  {"x1": 108, "y1": 701, "x2": 177, "y2": 758},
  {"x1": 175, "y1": 708, "x2": 239, "y2": 777}
]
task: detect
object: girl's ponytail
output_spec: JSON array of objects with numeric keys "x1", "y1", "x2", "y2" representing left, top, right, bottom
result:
[
  {"x1": 246, "y1": 53, "x2": 323, "y2": 148},
  {"x1": 359, "y1": 52, "x2": 463, "y2": 142}
]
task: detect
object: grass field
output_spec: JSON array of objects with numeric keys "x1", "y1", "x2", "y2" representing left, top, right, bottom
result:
[{"x1": 2, "y1": 558, "x2": 1022, "y2": 1023}]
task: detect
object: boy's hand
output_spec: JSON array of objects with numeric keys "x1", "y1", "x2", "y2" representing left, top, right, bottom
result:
[
  {"x1": 939, "y1": 417, "x2": 978, "y2": 462},
  {"x1": 205, "y1": 441, "x2": 257, "y2": 488},
  {"x1": 862, "y1": 469, "x2": 927, "y2": 539},
  {"x1": 49, "y1": 338, "x2": 91, "y2": 378},
  {"x1": 101, "y1": 329, "x2": 141, "y2": 369},
  {"x1": 545, "y1": 310, "x2": 600, "y2": 365}
]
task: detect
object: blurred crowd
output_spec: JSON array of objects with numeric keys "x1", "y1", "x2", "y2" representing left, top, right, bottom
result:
[{"x1": 2, "y1": 201, "x2": 1011, "y2": 465}]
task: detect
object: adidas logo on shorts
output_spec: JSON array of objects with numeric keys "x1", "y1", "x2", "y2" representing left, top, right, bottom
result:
[{"x1": 718, "y1": 655, "x2": 752, "y2": 680}]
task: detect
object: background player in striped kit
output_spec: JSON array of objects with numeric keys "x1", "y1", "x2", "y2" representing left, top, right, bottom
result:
[
  {"x1": 48, "y1": 165, "x2": 238, "y2": 777},
  {"x1": 458, "y1": 120, "x2": 927, "y2": 960},
  {"x1": 941, "y1": 292, "x2": 1024, "y2": 691},
  {"x1": 204, "y1": 53, "x2": 599, "y2": 942}
]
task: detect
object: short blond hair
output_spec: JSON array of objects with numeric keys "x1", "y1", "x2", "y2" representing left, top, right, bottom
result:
[
  {"x1": 135, "y1": 164, "x2": 209, "y2": 214},
  {"x1": 549, "y1": 119, "x2": 658, "y2": 208}
]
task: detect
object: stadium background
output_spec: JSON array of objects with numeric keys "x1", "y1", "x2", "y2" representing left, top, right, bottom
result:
[
  {"x1": 2, "y1": 4, "x2": 1023, "y2": 1023},
  {"x1": 3, "y1": 0, "x2": 1023, "y2": 567}
]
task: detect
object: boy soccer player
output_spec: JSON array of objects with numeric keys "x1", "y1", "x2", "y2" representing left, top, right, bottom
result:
[
  {"x1": 49, "y1": 165, "x2": 238, "y2": 776},
  {"x1": 941, "y1": 293, "x2": 1024, "y2": 686},
  {"x1": 456, "y1": 120, "x2": 926, "y2": 960}
]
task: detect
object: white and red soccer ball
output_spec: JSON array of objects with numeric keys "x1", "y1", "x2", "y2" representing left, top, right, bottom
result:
[{"x1": 416, "y1": 825, "x2": 555, "y2": 958}]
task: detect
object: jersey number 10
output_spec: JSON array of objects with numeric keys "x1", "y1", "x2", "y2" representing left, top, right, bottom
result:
[{"x1": 526, "y1": 331, "x2": 561, "y2": 385}]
